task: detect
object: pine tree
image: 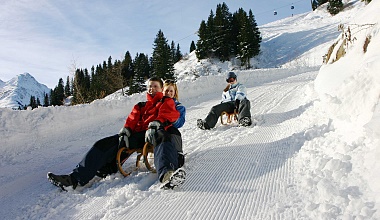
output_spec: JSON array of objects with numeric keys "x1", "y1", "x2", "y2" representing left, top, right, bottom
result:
[
  {"x1": 128, "y1": 53, "x2": 150, "y2": 95},
  {"x1": 170, "y1": 41, "x2": 177, "y2": 63},
  {"x1": 327, "y1": 0, "x2": 343, "y2": 15},
  {"x1": 114, "y1": 59, "x2": 124, "y2": 93},
  {"x1": 107, "y1": 56, "x2": 113, "y2": 72},
  {"x1": 65, "y1": 76, "x2": 71, "y2": 96},
  {"x1": 175, "y1": 43, "x2": 182, "y2": 63},
  {"x1": 196, "y1": 3, "x2": 261, "y2": 63},
  {"x1": 43, "y1": 93, "x2": 49, "y2": 107},
  {"x1": 196, "y1": 20, "x2": 209, "y2": 59},
  {"x1": 72, "y1": 69, "x2": 85, "y2": 104},
  {"x1": 121, "y1": 51, "x2": 134, "y2": 88},
  {"x1": 234, "y1": 9, "x2": 261, "y2": 68},
  {"x1": 55, "y1": 78, "x2": 65, "y2": 105},
  {"x1": 90, "y1": 65, "x2": 105, "y2": 100},
  {"x1": 103, "y1": 57, "x2": 123, "y2": 96},
  {"x1": 319, "y1": 0, "x2": 329, "y2": 5},
  {"x1": 36, "y1": 97, "x2": 41, "y2": 107},
  {"x1": 230, "y1": 10, "x2": 243, "y2": 56},
  {"x1": 247, "y1": 10, "x2": 261, "y2": 57},
  {"x1": 152, "y1": 30, "x2": 175, "y2": 79},
  {"x1": 213, "y1": 3, "x2": 233, "y2": 61},
  {"x1": 29, "y1": 96, "x2": 37, "y2": 109},
  {"x1": 190, "y1": 41, "x2": 196, "y2": 53},
  {"x1": 49, "y1": 89, "x2": 56, "y2": 106},
  {"x1": 196, "y1": 10, "x2": 216, "y2": 59},
  {"x1": 84, "y1": 69, "x2": 91, "y2": 91},
  {"x1": 312, "y1": 0, "x2": 319, "y2": 10}
]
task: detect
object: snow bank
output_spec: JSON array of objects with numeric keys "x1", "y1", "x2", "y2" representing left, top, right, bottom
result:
[{"x1": 298, "y1": 1, "x2": 380, "y2": 218}]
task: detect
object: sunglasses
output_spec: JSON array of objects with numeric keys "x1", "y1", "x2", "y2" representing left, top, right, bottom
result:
[
  {"x1": 165, "y1": 79, "x2": 176, "y2": 84},
  {"x1": 226, "y1": 78, "x2": 235, "y2": 83}
]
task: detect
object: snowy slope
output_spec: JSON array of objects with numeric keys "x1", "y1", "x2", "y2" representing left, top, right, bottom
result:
[
  {"x1": 1, "y1": 1, "x2": 380, "y2": 219},
  {"x1": 257, "y1": 1, "x2": 366, "y2": 69},
  {"x1": 0, "y1": 73, "x2": 51, "y2": 109}
]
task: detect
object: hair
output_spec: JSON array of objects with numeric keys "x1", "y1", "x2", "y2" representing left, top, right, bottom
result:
[
  {"x1": 163, "y1": 80, "x2": 179, "y2": 100},
  {"x1": 223, "y1": 84, "x2": 230, "y2": 92},
  {"x1": 148, "y1": 76, "x2": 163, "y2": 88}
]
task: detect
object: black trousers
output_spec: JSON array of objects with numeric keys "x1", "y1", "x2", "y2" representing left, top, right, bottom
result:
[
  {"x1": 71, "y1": 131, "x2": 146, "y2": 185},
  {"x1": 204, "y1": 98, "x2": 251, "y2": 128},
  {"x1": 71, "y1": 128, "x2": 183, "y2": 186}
]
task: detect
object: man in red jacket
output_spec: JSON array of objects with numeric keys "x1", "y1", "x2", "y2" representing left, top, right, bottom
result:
[{"x1": 47, "y1": 77, "x2": 186, "y2": 190}]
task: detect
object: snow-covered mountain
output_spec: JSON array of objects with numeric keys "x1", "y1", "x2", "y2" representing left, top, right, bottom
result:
[
  {"x1": 1, "y1": 1, "x2": 380, "y2": 219},
  {"x1": 0, "y1": 73, "x2": 51, "y2": 109}
]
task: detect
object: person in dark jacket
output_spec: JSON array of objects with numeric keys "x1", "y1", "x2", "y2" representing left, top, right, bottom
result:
[
  {"x1": 197, "y1": 71, "x2": 252, "y2": 129},
  {"x1": 47, "y1": 77, "x2": 185, "y2": 190}
]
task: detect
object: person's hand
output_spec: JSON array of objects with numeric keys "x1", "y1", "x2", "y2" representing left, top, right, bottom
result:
[
  {"x1": 119, "y1": 127, "x2": 131, "y2": 149},
  {"x1": 234, "y1": 99, "x2": 240, "y2": 112},
  {"x1": 119, "y1": 127, "x2": 131, "y2": 137},
  {"x1": 145, "y1": 121, "x2": 162, "y2": 147}
]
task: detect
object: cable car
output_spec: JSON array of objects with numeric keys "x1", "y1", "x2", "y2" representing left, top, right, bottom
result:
[
  {"x1": 274, "y1": 10, "x2": 277, "y2": 15},
  {"x1": 291, "y1": 5, "x2": 294, "y2": 9}
]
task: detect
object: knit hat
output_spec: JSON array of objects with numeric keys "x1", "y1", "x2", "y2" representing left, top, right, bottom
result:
[{"x1": 226, "y1": 72, "x2": 237, "y2": 81}]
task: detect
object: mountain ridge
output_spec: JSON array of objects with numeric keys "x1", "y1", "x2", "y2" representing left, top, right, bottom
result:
[{"x1": 0, "y1": 72, "x2": 50, "y2": 109}]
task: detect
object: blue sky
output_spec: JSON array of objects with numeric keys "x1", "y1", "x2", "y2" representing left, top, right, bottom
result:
[{"x1": 0, "y1": 0, "x2": 311, "y2": 88}]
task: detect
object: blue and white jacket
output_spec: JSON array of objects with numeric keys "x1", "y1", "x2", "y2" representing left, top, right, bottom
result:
[
  {"x1": 172, "y1": 98, "x2": 186, "y2": 128},
  {"x1": 221, "y1": 82, "x2": 247, "y2": 103}
]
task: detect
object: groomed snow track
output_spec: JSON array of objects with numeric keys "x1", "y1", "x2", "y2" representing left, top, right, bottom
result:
[{"x1": 69, "y1": 70, "x2": 320, "y2": 220}]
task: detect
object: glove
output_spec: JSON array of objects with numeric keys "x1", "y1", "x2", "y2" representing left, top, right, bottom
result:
[
  {"x1": 119, "y1": 127, "x2": 131, "y2": 149},
  {"x1": 234, "y1": 99, "x2": 240, "y2": 112},
  {"x1": 145, "y1": 121, "x2": 162, "y2": 147},
  {"x1": 119, "y1": 127, "x2": 132, "y2": 137}
]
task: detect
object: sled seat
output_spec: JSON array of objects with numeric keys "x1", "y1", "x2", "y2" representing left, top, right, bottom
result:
[
  {"x1": 220, "y1": 110, "x2": 238, "y2": 125},
  {"x1": 116, "y1": 142, "x2": 155, "y2": 177}
]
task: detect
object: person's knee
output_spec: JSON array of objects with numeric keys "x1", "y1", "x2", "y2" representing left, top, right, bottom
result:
[
  {"x1": 171, "y1": 134, "x2": 183, "y2": 152},
  {"x1": 155, "y1": 129, "x2": 171, "y2": 144},
  {"x1": 241, "y1": 98, "x2": 250, "y2": 106},
  {"x1": 210, "y1": 105, "x2": 218, "y2": 113},
  {"x1": 167, "y1": 126, "x2": 181, "y2": 136}
]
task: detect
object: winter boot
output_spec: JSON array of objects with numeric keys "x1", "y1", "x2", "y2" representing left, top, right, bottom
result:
[
  {"x1": 47, "y1": 172, "x2": 78, "y2": 191},
  {"x1": 161, "y1": 168, "x2": 186, "y2": 190},
  {"x1": 239, "y1": 117, "x2": 252, "y2": 127},
  {"x1": 197, "y1": 119, "x2": 210, "y2": 130}
]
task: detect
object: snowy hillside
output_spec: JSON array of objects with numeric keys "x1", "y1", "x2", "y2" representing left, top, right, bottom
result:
[
  {"x1": 0, "y1": 73, "x2": 50, "y2": 109},
  {"x1": 1, "y1": 0, "x2": 380, "y2": 219},
  {"x1": 258, "y1": 1, "x2": 369, "y2": 69}
]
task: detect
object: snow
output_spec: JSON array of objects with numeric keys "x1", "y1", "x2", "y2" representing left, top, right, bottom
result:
[{"x1": 1, "y1": 0, "x2": 380, "y2": 219}]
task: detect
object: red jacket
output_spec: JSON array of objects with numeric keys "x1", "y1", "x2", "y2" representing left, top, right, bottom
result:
[{"x1": 124, "y1": 92, "x2": 180, "y2": 132}]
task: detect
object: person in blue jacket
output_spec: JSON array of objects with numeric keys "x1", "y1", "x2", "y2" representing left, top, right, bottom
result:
[
  {"x1": 163, "y1": 79, "x2": 186, "y2": 167},
  {"x1": 197, "y1": 72, "x2": 252, "y2": 129}
]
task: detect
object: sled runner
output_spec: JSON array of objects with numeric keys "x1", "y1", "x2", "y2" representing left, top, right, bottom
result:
[{"x1": 116, "y1": 142, "x2": 155, "y2": 177}]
